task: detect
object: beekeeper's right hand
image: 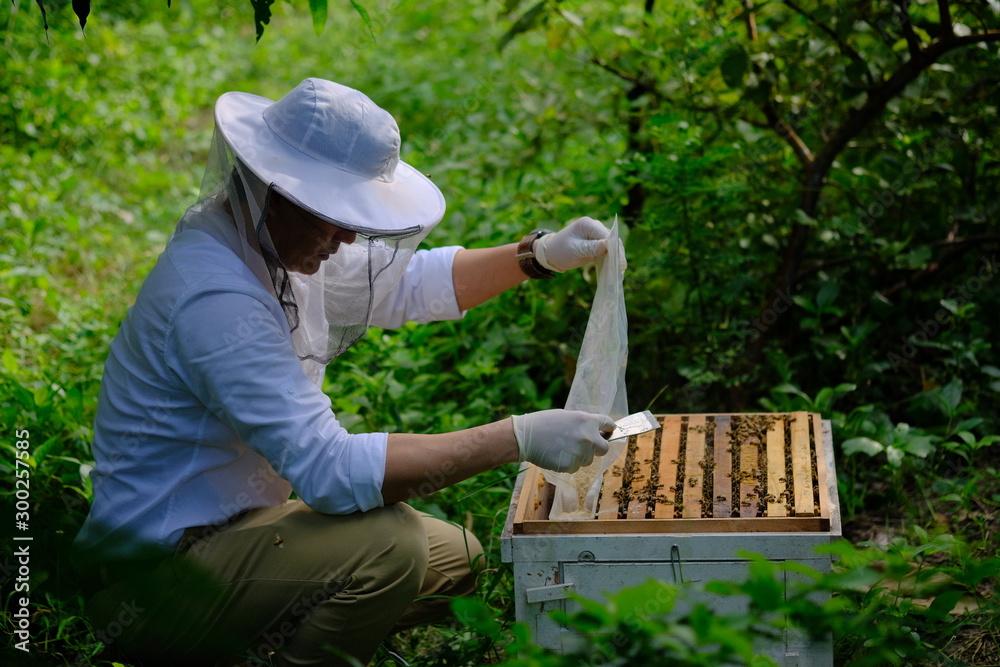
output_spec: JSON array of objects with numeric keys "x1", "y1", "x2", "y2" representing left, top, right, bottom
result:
[{"x1": 512, "y1": 409, "x2": 615, "y2": 473}]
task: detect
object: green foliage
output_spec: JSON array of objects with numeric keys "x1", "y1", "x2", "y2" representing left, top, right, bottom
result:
[
  {"x1": 490, "y1": 0, "x2": 1000, "y2": 420},
  {"x1": 2, "y1": 0, "x2": 999, "y2": 665},
  {"x1": 16, "y1": 0, "x2": 371, "y2": 40},
  {"x1": 816, "y1": 538, "x2": 1000, "y2": 666},
  {"x1": 841, "y1": 419, "x2": 938, "y2": 469},
  {"x1": 495, "y1": 579, "x2": 784, "y2": 667},
  {"x1": 481, "y1": 543, "x2": 999, "y2": 667}
]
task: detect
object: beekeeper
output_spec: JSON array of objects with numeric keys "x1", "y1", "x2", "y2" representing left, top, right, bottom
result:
[{"x1": 74, "y1": 78, "x2": 615, "y2": 666}]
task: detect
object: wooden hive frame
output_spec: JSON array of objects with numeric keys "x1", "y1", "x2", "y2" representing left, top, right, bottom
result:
[{"x1": 512, "y1": 412, "x2": 833, "y2": 535}]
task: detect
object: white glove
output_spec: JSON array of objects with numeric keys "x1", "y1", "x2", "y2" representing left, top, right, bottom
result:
[
  {"x1": 534, "y1": 217, "x2": 610, "y2": 273},
  {"x1": 511, "y1": 409, "x2": 615, "y2": 473}
]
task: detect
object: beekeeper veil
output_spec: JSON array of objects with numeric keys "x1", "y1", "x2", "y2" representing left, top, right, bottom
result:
[{"x1": 187, "y1": 78, "x2": 445, "y2": 384}]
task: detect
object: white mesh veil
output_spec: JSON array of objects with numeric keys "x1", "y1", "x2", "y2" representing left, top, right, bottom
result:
[{"x1": 183, "y1": 126, "x2": 433, "y2": 384}]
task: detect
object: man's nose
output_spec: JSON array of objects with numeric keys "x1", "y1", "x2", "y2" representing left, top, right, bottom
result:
[{"x1": 328, "y1": 226, "x2": 357, "y2": 245}]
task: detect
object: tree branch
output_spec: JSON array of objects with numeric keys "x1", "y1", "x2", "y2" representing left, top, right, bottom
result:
[
  {"x1": 894, "y1": 0, "x2": 923, "y2": 58},
  {"x1": 806, "y1": 28, "x2": 1000, "y2": 221},
  {"x1": 782, "y1": 0, "x2": 874, "y2": 87},
  {"x1": 760, "y1": 101, "x2": 814, "y2": 166},
  {"x1": 588, "y1": 55, "x2": 644, "y2": 87},
  {"x1": 947, "y1": 30, "x2": 1000, "y2": 47},
  {"x1": 824, "y1": 177, "x2": 870, "y2": 211},
  {"x1": 775, "y1": 229, "x2": 999, "y2": 360},
  {"x1": 878, "y1": 239, "x2": 998, "y2": 300},
  {"x1": 938, "y1": 0, "x2": 954, "y2": 39},
  {"x1": 741, "y1": 0, "x2": 758, "y2": 41},
  {"x1": 799, "y1": 255, "x2": 862, "y2": 278},
  {"x1": 739, "y1": 115, "x2": 771, "y2": 130},
  {"x1": 740, "y1": 0, "x2": 813, "y2": 167},
  {"x1": 758, "y1": 28, "x2": 1000, "y2": 357},
  {"x1": 955, "y1": 0, "x2": 990, "y2": 34},
  {"x1": 586, "y1": 53, "x2": 727, "y2": 115},
  {"x1": 931, "y1": 233, "x2": 1000, "y2": 248}
]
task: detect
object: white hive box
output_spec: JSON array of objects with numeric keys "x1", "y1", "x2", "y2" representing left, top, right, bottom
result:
[{"x1": 500, "y1": 412, "x2": 842, "y2": 666}]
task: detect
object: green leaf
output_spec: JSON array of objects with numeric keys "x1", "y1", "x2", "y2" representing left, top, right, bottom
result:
[
  {"x1": 924, "y1": 589, "x2": 963, "y2": 623},
  {"x1": 34, "y1": 435, "x2": 61, "y2": 464},
  {"x1": 833, "y1": 382, "x2": 858, "y2": 397},
  {"x1": 750, "y1": 656, "x2": 782, "y2": 667},
  {"x1": 308, "y1": 0, "x2": 328, "y2": 35},
  {"x1": 349, "y1": 0, "x2": 372, "y2": 32},
  {"x1": 815, "y1": 386, "x2": 833, "y2": 408},
  {"x1": 941, "y1": 378, "x2": 963, "y2": 411},
  {"x1": 793, "y1": 208, "x2": 819, "y2": 227},
  {"x1": 499, "y1": 0, "x2": 549, "y2": 52},
  {"x1": 744, "y1": 572, "x2": 783, "y2": 609},
  {"x1": 451, "y1": 597, "x2": 502, "y2": 639},
  {"x1": 900, "y1": 245, "x2": 932, "y2": 269},
  {"x1": 953, "y1": 558, "x2": 1000, "y2": 589},
  {"x1": 772, "y1": 382, "x2": 810, "y2": 400},
  {"x1": 811, "y1": 6, "x2": 833, "y2": 22},
  {"x1": 816, "y1": 282, "x2": 840, "y2": 311},
  {"x1": 567, "y1": 594, "x2": 613, "y2": 627},
  {"x1": 973, "y1": 435, "x2": 1000, "y2": 450},
  {"x1": 791, "y1": 295, "x2": 816, "y2": 313},
  {"x1": 904, "y1": 438, "x2": 936, "y2": 458},
  {"x1": 885, "y1": 445, "x2": 904, "y2": 467},
  {"x1": 842, "y1": 437, "x2": 884, "y2": 457},
  {"x1": 955, "y1": 417, "x2": 984, "y2": 431},
  {"x1": 2, "y1": 348, "x2": 17, "y2": 374},
  {"x1": 33, "y1": 0, "x2": 49, "y2": 31},
  {"x1": 826, "y1": 565, "x2": 882, "y2": 592},
  {"x1": 502, "y1": 0, "x2": 524, "y2": 14},
  {"x1": 845, "y1": 59, "x2": 869, "y2": 84},
  {"x1": 71, "y1": 0, "x2": 90, "y2": 29},
  {"x1": 613, "y1": 580, "x2": 677, "y2": 617},
  {"x1": 779, "y1": 559, "x2": 824, "y2": 581},
  {"x1": 940, "y1": 298, "x2": 961, "y2": 315},
  {"x1": 250, "y1": 0, "x2": 275, "y2": 41},
  {"x1": 705, "y1": 580, "x2": 738, "y2": 595},
  {"x1": 720, "y1": 46, "x2": 749, "y2": 88}
]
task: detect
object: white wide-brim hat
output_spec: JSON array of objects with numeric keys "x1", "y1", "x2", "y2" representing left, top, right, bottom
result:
[{"x1": 214, "y1": 78, "x2": 445, "y2": 236}]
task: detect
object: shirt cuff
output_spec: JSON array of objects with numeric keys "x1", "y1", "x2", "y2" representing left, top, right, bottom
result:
[
  {"x1": 423, "y1": 245, "x2": 466, "y2": 322},
  {"x1": 354, "y1": 431, "x2": 388, "y2": 511}
]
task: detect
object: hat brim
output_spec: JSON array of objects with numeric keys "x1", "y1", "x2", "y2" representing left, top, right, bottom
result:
[{"x1": 215, "y1": 91, "x2": 445, "y2": 236}]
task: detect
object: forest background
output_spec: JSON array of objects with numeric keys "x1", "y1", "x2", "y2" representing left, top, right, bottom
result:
[{"x1": 1, "y1": 0, "x2": 998, "y2": 665}]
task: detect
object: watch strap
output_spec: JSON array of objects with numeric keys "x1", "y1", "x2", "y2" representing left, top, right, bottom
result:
[{"x1": 516, "y1": 230, "x2": 555, "y2": 279}]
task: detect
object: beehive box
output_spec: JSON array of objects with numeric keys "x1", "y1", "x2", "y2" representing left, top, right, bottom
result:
[{"x1": 500, "y1": 412, "x2": 842, "y2": 666}]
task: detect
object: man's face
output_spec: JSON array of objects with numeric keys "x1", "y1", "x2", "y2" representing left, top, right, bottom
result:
[{"x1": 264, "y1": 193, "x2": 358, "y2": 275}]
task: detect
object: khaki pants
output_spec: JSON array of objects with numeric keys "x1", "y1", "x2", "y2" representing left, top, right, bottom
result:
[{"x1": 85, "y1": 502, "x2": 484, "y2": 666}]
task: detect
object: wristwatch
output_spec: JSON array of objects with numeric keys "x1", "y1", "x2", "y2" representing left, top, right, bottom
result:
[{"x1": 516, "y1": 229, "x2": 556, "y2": 279}]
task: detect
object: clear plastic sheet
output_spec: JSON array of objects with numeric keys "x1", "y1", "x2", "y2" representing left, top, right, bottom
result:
[{"x1": 545, "y1": 217, "x2": 629, "y2": 519}]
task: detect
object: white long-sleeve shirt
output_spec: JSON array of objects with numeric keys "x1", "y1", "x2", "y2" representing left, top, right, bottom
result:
[{"x1": 74, "y1": 204, "x2": 464, "y2": 563}]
